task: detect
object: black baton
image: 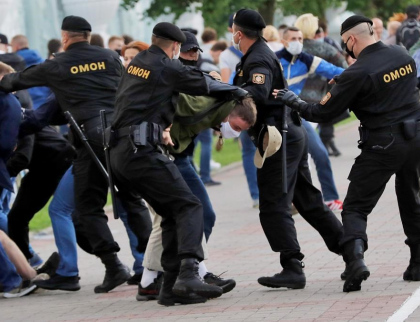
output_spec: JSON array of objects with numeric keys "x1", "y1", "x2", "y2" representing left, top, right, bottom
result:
[
  {"x1": 64, "y1": 111, "x2": 120, "y2": 219},
  {"x1": 281, "y1": 105, "x2": 288, "y2": 194},
  {"x1": 100, "y1": 110, "x2": 120, "y2": 220}
]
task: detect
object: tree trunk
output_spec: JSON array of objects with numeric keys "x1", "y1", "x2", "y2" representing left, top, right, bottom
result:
[{"x1": 258, "y1": 0, "x2": 276, "y2": 25}]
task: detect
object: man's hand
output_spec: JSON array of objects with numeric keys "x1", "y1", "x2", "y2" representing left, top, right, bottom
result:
[
  {"x1": 272, "y1": 89, "x2": 305, "y2": 110},
  {"x1": 162, "y1": 125, "x2": 174, "y2": 146}
]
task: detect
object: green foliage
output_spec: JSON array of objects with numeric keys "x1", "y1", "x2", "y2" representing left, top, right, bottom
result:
[
  {"x1": 279, "y1": 0, "x2": 342, "y2": 20},
  {"x1": 346, "y1": 0, "x2": 417, "y2": 20}
]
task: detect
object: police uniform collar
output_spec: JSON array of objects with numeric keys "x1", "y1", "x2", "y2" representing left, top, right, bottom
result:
[
  {"x1": 149, "y1": 44, "x2": 170, "y2": 57},
  {"x1": 240, "y1": 37, "x2": 263, "y2": 62},
  {"x1": 356, "y1": 41, "x2": 386, "y2": 59},
  {"x1": 66, "y1": 41, "x2": 90, "y2": 50}
]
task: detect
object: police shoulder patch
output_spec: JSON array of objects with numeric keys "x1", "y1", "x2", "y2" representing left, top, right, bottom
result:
[
  {"x1": 320, "y1": 92, "x2": 331, "y2": 105},
  {"x1": 252, "y1": 73, "x2": 265, "y2": 84}
]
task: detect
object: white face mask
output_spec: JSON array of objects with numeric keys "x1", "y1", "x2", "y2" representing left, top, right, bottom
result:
[
  {"x1": 232, "y1": 32, "x2": 241, "y2": 52},
  {"x1": 220, "y1": 121, "x2": 241, "y2": 138},
  {"x1": 173, "y1": 43, "x2": 180, "y2": 60},
  {"x1": 286, "y1": 41, "x2": 303, "y2": 56}
]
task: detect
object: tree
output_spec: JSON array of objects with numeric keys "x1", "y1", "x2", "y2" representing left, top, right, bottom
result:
[{"x1": 120, "y1": 0, "x2": 276, "y2": 36}]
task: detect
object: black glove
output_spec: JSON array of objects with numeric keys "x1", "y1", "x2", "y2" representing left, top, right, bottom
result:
[
  {"x1": 276, "y1": 89, "x2": 306, "y2": 111},
  {"x1": 231, "y1": 88, "x2": 249, "y2": 101}
]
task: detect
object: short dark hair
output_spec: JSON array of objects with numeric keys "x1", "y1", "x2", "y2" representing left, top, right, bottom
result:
[
  {"x1": 47, "y1": 38, "x2": 62, "y2": 57},
  {"x1": 90, "y1": 34, "x2": 104, "y2": 47},
  {"x1": 406, "y1": 5, "x2": 420, "y2": 19},
  {"x1": 201, "y1": 27, "x2": 217, "y2": 43},
  {"x1": 278, "y1": 24, "x2": 288, "y2": 30},
  {"x1": 122, "y1": 34, "x2": 134, "y2": 45},
  {"x1": 231, "y1": 97, "x2": 257, "y2": 126},
  {"x1": 151, "y1": 35, "x2": 175, "y2": 49},
  {"x1": 235, "y1": 25, "x2": 262, "y2": 40},
  {"x1": 210, "y1": 41, "x2": 228, "y2": 52},
  {"x1": 283, "y1": 26, "x2": 300, "y2": 39},
  {"x1": 67, "y1": 30, "x2": 90, "y2": 40}
]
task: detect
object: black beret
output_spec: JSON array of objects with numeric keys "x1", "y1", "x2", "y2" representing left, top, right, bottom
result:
[
  {"x1": 181, "y1": 27, "x2": 198, "y2": 36},
  {"x1": 153, "y1": 22, "x2": 186, "y2": 43},
  {"x1": 340, "y1": 15, "x2": 373, "y2": 35},
  {"x1": 61, "y1": 15, "x2": 92, "y2": 32},
  {"x1": 233, "y1": 9, "x2": 266, "y2": 31},
  {"x1": 181, "y1": 31, "x2": 202, "y2": 52}
]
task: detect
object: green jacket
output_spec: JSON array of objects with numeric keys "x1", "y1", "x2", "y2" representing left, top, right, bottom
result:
[{"x1": 168, "y1": 94, "x2": 235, "y2": 154}]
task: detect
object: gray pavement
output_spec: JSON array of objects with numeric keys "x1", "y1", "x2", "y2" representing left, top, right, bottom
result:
[{"x1": 1, "y1": 121, "x2": 419, "y2": 322}]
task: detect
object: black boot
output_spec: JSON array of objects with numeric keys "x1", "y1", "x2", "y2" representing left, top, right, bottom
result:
[
  {"x1": 203, "y1": 272, "x2": 236, "y2": 294},
  {"x1": 341, "y1": 263, "x2": 349, "y2": 280},
  {"x1": 34, "y1": 274, "x2": 81, "y2": 291},
  {"x1": 94, "y1": 253, "x2": 131, "y2": 293},
  {"x1": 342, "y1": 239, "x2": 370, "y2": 292},
  {"x1": 158, "y1": 271, "x2": 207, "y2": 306},
  {"x1": 36, "y1": 252, "x2": 60, "y2": 277},
  {"x1": 257, "y1": 258, "x2": 306, "y2": 289},
  {"x1": 329, "y1": 140, "x2": 341, "y2": 157},
  {"x1": 403, "y1": 244, "x2": 420, "y2": 281},
  {"x1": 172, "y1": 259, "x2": 223, "y2": 299}
]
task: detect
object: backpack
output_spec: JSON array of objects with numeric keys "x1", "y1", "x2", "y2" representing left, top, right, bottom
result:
[{"x1": 399, "y1": 19, "x2": 420, "y2": 50}]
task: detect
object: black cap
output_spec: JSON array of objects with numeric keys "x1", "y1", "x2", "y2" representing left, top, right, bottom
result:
[
  {"x1": 340, "y1": 15, "x2": 373, "y2": 35},
  {"x1": 153, "y1": 22, "x2": 186, "y2": 43},
  {"x1": 61, "y1": 15, "x2": 92, "y2": 32},
  {"x1": 233, "y1": 9, "x2": 266, "y2": 31},
  {"x1": 0, "y1": 33, "x2": 8, "y2": 45},
  {"x1": 180, "y1": 31, "x2": 202, "y2": 52},
  {"x1": 181, "y1": 27, "x2": 198, "y2": 36},
  {"x1": 228, "y1": 14, "x2": 234, "y2": 28}
]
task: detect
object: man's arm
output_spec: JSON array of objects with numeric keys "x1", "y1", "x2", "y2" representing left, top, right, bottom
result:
[
  {"x1": 242, "y1": 63, "x2": 273, "y2": 105},
  {"x1": 276, "y1": 67, "x2": 361, "y2": 123},
  {"x1": 0, "y1": 62, "x2": 50, "y2": 92},
  {"x1": 313, "y1": 56, "x2": 345, "y2": 79}
]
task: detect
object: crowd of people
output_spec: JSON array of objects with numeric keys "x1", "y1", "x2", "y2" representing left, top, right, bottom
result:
[{"x1": 0, "y1": 4, "x2": 420, "y2": 307}]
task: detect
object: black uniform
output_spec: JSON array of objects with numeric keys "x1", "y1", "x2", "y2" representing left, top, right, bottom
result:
[
  {"x1": 0, "y1": 42, "x2": 124, "y2": 256},
  {"x1": 292, "y1": 41, "x2": 420, "y2": 249},
  {"x1": 234, "y1": 38, "x2": 343, "y2": 266},
  {"x1": 111, "y1": 44, "x2": 221, "y2": 272}
]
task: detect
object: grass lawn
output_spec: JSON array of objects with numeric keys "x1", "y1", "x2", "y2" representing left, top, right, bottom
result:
[{"x1": 28, "y1": 114, "x2": 357, "y2": 232}]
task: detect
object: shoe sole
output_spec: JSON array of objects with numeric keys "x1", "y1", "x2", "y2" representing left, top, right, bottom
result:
[
  {"x1": 94, "y1": 270, "x2": 131, "y2": 293},
  {"x1": 136, "y1": 293, "x2": 159, "y2": 301},
  {"x1": 3, "y1": 285, "x2": 38, "y2": 298},
  {"x1": 158, "y1": 293, "x2": 207, "y2": 306},
  {"x1": 343, "y1": 269, "x2": 370, "y2": 292},
  {"x1": 34, "y1": 283, "x2": 80, "y2": 291},
  {"x1": 257, "y1": 280, "x2": 306, "y2": 289},
  {"x1": 172, "y1": 285, "x2": 222, "y2": 299}
]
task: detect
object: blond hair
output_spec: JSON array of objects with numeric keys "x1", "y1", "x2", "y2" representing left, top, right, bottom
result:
[
  {"x1": 263, "y1": 25, "x2": 280, "y2": 42},
  {"x1": 294, "y1": 14, "x2": 319, "y2": 39}
]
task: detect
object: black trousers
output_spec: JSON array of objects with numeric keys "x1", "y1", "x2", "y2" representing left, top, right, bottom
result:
[
  {"x1": 340, "y1": 130, "x2": 420, "y2": 250},
  {"x1": 110, "y1": 137, "x2": 204, "y2": 272},
  {"x1": 258, "y1": 122, "x2": 343, "y2": 267},
  {"x1": 8, "y1": 147, "x2": 74, "y2": 259}
]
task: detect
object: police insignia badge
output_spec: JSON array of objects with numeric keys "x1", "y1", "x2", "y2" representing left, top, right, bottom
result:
[
  {"x1": 252, "y1": 73, "x2": 265, "y2": 84},
  {"x1": 320, "y1": 92, "x2": 331, "y2": 105}
]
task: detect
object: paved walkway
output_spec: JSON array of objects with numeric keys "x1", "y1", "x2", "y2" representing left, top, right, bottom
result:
[{"x1": 2, "y1": 121, "x2": 419, "y2": 322}]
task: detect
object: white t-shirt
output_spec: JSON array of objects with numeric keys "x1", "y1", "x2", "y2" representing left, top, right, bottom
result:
[{"x1": 219, "y1": 48, "x2": 241, "y2": 73}]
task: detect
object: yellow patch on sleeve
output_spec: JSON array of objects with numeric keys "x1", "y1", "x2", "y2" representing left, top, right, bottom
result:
[
  {"x1": 320, "y1": 92, "x2": 331, "y2": 105},
  {"x1": 252, "y1": 73, "x2": 265, "y2": 84}
]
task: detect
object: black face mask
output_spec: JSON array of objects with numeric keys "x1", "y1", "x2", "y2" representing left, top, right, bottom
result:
[
  {"x1": 342, "y1": 36, "x2": 355, "y2": 59},
  {"x1": 115, "y1": 49, "x2": 122, "y2": 56},
  {"x1": 179, "y1": 57, "x2": 197, "y2": 66}
]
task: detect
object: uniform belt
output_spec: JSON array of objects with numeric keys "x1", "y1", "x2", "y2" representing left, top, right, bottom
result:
[
  {"x1": 368, "y1": 120, "x2": 420, "y2": 134},
  {"x1": 80, "y1": 113, "x2": 113, "y2": 132},
  {"x1": 114, "y1": 122, "x2": 162, "y2": 146}
]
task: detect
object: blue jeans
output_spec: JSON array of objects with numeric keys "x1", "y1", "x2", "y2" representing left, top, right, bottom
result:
[
  {"x1": 117, "y1": 199, "x2": 144, "y2": 275},
  {"x1": 48, "y1": 166, "x2": 79, "y2": 276},
  {"x1": 240, "y1": 131, "x2": 259, "y2": 201},
  {"x1": 0, "y1": 183, "x2": 13, "y2": 233},
  {"x1": 174, "y1": 155, "x2": 216, "y2": 241},
  {"x1": 302, "y1": 120, "x2": 339, "y2": 201},
  {"x1": 195, "y1": 129, "x2": 213, "y2": 183},
  {"x1": 0, "y1": 242, "x2": 21, "y2": 292}
]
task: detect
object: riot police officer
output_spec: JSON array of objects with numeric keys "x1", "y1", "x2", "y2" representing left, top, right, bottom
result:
[
  {"x1": 231, "y1": 9, "x2": 343, "y2": 290},
  {"x1": 0, "y1": 16, "x2": 132, "y2": 293},
  {"x1": 110, "y1": 22, "x2": 247, "y2": 306},
  {"x1": 276, "y1": 15, "x2": 420, "y2": 292}
]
